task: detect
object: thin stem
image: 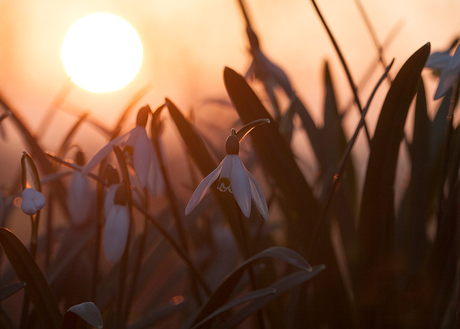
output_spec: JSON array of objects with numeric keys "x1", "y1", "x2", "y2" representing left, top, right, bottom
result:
[
  {"x1": 151, "y1": 116, "x2": 203, "y2": 304},
  {"x1": 124, "y1": 187, "x2": 150, "y2": 320},
  {"x1": 235, "y1": 202, "x2": 265, "y2": 329},
  {"x1": 116, "y1": 204, "x2": 132, "y2": 329},
  {"x1": 20, "y1": 213, "x2": 40, "y2": 328},
  {"x1": 307, "y1": 59, "x2": 393, "y2": 257},
  {"x1": 309, "y1": 0, "x2": 371, "y2": 144},
  {"x1": 436, "y1": 79, "x2": 460, "y2": 221}
]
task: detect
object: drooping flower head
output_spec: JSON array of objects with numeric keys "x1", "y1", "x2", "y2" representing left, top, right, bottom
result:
[
  {"x1": 82, "y1": 106, "x2": 164, "y2": 196},
  {"x1": 185, "y1": 119, "x2": 270, "y2": 220},
  {"x1": 104, "y1": 181, "x2": 130, "y2": 263},
  {"x1": 426, "y1": 43, "x2": 460, "y2": 100}
]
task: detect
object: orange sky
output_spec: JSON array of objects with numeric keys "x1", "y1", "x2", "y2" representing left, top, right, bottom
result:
[{"x1": 0, "y1": 0, "x2": 459, "y2": 188}]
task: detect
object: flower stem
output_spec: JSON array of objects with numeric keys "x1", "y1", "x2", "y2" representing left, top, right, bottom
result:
[
  {"x1": 235, "y1": 202, "x2": 265, "y2": 329},
  {"x1": 309, "y1": 0, "x2": 371, "y2": 144},
  {"x1": 20, "y1": 213, "x2": 40, "y2": 328},
  {"x1": 124, "y1": 187, "x2": 150, "y2": 320}
]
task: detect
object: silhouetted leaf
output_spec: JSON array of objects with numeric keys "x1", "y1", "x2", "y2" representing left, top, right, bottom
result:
[
  {"x1": 0, "y1": 281, "x2": 25, "y2": 301},
  {"x1": 357, "y1": 42, "x2": 430, "y2": 326},
  {"x1": 0, "y1": 228, "x2": 62, "y2": 329},
  {"x1": 221, "y1": 266, "x2": 325, "y2": 329},
  {"x1": 61, "y1": 302, "x2": 103, "y2": 329},
  {"x1": 192, "y1": 247, "x2": 312, "y2": 327},
  {"x1": 224, "y1": 67, "x2": 319, "y2": 235}
]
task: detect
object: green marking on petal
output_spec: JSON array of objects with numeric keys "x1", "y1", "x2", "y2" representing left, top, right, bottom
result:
[{"x1": 217, "y1": 177, "x2": 232, "y2": 193}]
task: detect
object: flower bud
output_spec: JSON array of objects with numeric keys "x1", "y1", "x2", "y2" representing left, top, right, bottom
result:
[{"x1": 21, "y1": 188, "x2": 46, "y2": 215}]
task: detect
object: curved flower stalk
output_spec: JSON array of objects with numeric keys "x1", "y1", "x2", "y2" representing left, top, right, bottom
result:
[
  {"x1": 104, "y1": 182, "x2": 130, "y2": 263},
  {"x1": 67, "y1": 150, "x2": 92, "y2": 226},
  {"x1": 83, "y1": 106, "x2": 164, "y2": 195},
  {"x1": 426, "y1": 44, "x2": 460, "y2": 99},
  {"x1": 185, "y1": 119, "x2": 270, "y2": 220},
  {"x1": 21, "y1": 188, "x2": 45, "y2": 215}
]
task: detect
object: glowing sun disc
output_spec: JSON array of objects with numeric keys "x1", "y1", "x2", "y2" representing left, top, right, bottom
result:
[{"x1": 61, "y1": 13, "x2": 143, "y2": 93}]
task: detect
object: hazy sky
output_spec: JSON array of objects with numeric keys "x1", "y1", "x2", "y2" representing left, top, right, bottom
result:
[{"x1": 0, "y1": 0, "x2": 459, "y2": 187}]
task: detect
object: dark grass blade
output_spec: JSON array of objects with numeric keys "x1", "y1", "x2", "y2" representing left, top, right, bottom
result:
[
  {"x1": 356, "y1": 42, "x2": 430, "y2": 326},
  {"x1": 61, "y1": 302, "x2": 103, "y2": 329},
  {"x1": 220, "y1": 266, "x2": 325, "y2": 329},
  {"x1": 406, "y1": 79, "x2": 430, "y2": 274},
  {"x1": 191, "y1": 247, "x2": 312, "y2": 327},
  {"x1": 321, "y1": 61, "x2": 357, "y2": 250},
  {"x1": 191, "y1": 288, "x2": 276, "y2": 329},
  {"x1": 223, "y1": 67, "x2": 319, "y2": 236},
  {"x1": 292, "y1": 96, "x2": 326, "y2": 170},
  {"x1": 0, "y1": 228, "x2": 62, "y2": 329},
  {"x1": 224, "y1": 66, "x2": 355, "y2": 327},
  {"x1": 0, "y1": 281, "x2": 25, "y2": 302}
]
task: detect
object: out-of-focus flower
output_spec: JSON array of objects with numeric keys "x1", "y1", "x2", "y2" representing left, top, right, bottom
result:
[
  {"x1": 21, "y1": 188, "x2": 45, "y2": 215},
  {"x1": 426, "y1": 44, "x2": 460, "y2": 100},
  {"x1": 185, "y1": 129, "x2": 268, "y2": 220},
  {"x1": 83, "y1": 106, "x2": 164, "y2": 195},
  {"x1": 104, "y1": 166, "x2": 120, "y2": 216},
  {"x1": 68, "y1": 150, "x2": 92, "y2": 226},
  {"x1": 245, "y1": 27, "x2": 293, "y2": 98},
  {"x1": 104, "y1": 183, "x2": 130, "y2": 263}
]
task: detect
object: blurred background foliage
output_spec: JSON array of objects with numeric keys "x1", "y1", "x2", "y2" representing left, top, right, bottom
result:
[{"x1": 0, "y1": 0, "x2": 459, "y2": 328}]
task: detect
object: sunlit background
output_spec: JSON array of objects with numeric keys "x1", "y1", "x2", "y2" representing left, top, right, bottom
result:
[{"x1": 1, "y1": 0, "x2": 459, "y2": 189}]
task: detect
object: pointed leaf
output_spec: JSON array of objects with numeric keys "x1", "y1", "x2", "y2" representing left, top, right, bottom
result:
[
  {"x1": 0, "y1": 281, "x2": 25, "y2": 302},
  {"x1": 357, "y1": 43, "x2": 430, "y2": 325},
  {"x1": 191, "y1": 288, "x2": 276, "y2": 329},
  {"x1": 0, "y1": 228, "x2": 62, "y2": 329},
  {"x1": 61, "y1": 302, "x2": 103, "y2": 329},
  {"x1": 224, "y1": 67, "x2": 319, "y2": 234},
  {"x1": 221, "y1": 267, "x2": 325, "y2": 329},
  {"x1": 192, "y1": 247, "x2": 312, "y2": 326}
]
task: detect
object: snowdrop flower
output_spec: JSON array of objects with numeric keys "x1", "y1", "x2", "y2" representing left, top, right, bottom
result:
[
  {"x1": 185, "y1": 127, "x2": 269, "y2": 220},
  {"x1": 68, "y1": 150, "x2": 92, "y2": 226},
  {"x1": 21, "y1": 188, "x2": 45, "y2": 216},
  {"x1": 104, "y1": 183, "x2": 130, "y2": 263},
  {"x1": 426, "y1": 44, "x2": 460, "y2": 100},
  {"x1": 83, "y1": 106, "x2": 164, "y2": 195},
  {"x1": 245, "y1": 26, "x2": 293, "y2": 98}
]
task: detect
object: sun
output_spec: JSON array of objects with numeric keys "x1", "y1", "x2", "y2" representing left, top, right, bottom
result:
[{"x1": 61, "y1": 13, "x2": 143, "y2": 93}]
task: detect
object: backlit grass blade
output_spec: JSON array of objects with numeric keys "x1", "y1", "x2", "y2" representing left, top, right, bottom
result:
[
  {"x1": 357, "y1": 42, "x2": 430, "y2": 326},
  {"x1": 0, "y1": 228, "x2": 62, "y2": 329}
]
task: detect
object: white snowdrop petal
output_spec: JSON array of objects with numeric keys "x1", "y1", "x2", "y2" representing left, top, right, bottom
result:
[
  {"x1": 185, "y1": 160, "x2": 224, "y2": 215},
  {"x1": 230, "y1": 156, "x2": 252, "y2": 218},
  {"x1": 104, "y1": 205, "x2": 130, "y2": 263},
  {"x1": 82, "y1": 133, "x2": 129, "y2": 175},
  {"x1": 246, "y1": 169, "x2": 269, "y2": 220},
  {"x1": 21, "y1": 188, "x2": 46, "y2": 215},
  {"x1": 68, "y1": 172, "x2": 92, "y2": 226}
]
